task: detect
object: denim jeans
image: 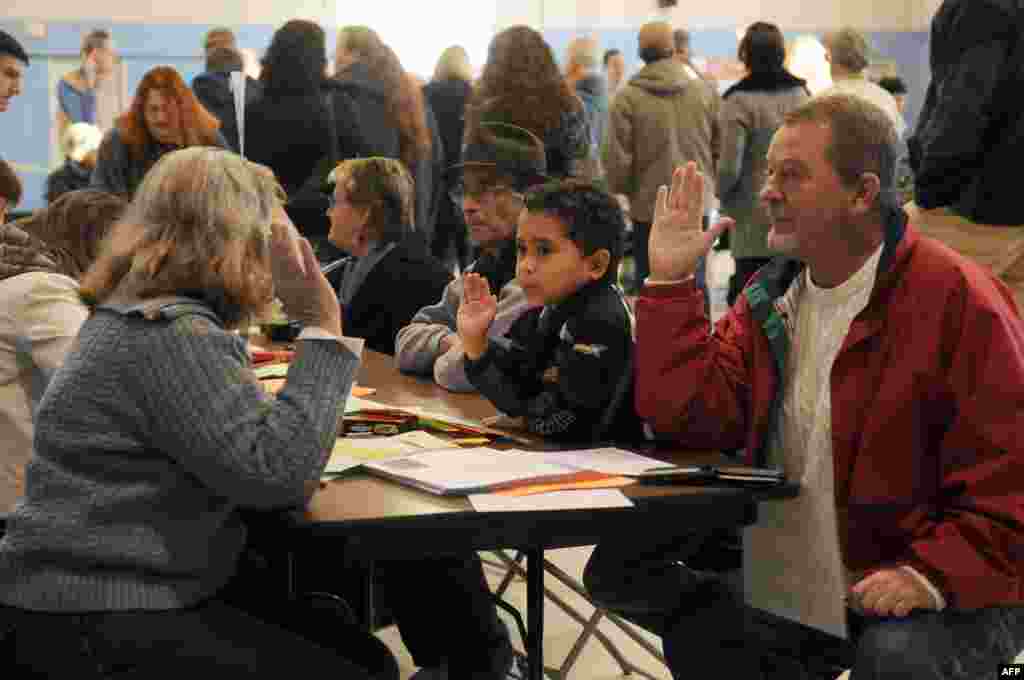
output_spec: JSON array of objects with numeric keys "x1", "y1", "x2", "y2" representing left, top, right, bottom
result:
[{"x1": 584, "y1": 534, "x2": 1024, "y2": 679}]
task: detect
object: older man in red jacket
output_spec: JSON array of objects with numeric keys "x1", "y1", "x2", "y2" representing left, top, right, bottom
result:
[{"x1": 604, "y1": 94, "x2": 1024, "y2": 679}]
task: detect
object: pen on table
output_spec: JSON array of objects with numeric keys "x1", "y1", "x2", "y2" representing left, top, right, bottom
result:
[{"x1": 320, "y1": 257, "x2": 351, "y2": 277}]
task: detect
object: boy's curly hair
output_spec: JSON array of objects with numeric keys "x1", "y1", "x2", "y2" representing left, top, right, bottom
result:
[{"x1": 523, "y1": 179, "x2": 625, "y2": 284}]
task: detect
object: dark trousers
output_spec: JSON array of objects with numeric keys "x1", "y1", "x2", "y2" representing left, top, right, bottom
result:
[
  {"x1": 728, "y1": 256, "x2": 773, "y2": 307},
  {"x1": 0, "y1": 595, "x2": 394, "y2": 680},
  {"x1": 376, "y1": 554, "x2": 509, "y2": 675},
  {"x1": 584, "y1": 535, "x2": 1024, "y2": 679},
  {"x1": 299, "y1": 551, "x2": 509, "y2": 678}
]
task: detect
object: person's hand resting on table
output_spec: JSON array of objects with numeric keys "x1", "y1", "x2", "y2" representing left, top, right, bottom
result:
[
  {"x1": 647, "y1": 162, "x2": 734, "y2": 284},
  {"x1": 268, "y1": 204, "x2": 343, "y2": 339},
  {"x1": 456, "y1": 272, "x2": 497, "y2": 360}
]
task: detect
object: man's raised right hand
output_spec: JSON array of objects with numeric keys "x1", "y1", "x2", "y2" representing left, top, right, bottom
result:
[{"x1": 648, "y1": 162, "x2": 734, "y2": 283}]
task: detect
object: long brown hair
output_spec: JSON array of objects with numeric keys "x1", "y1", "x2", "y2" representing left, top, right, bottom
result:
[
  {"x1": 335, "y1": 26, "x2": 431, "y2": 171},
  {"x1": 116, "y1": 66, "x2": 221, "y2": 160},
  {"x1": 470, "y1": 26, "x2": 581, "y2": 140},
  {"x1": 21, "y1": 189, "x2": 127, "y2": 280}
]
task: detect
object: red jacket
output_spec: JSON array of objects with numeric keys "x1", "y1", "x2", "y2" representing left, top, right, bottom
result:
[{"x1": 636, "y1": 209, "x2": 1024, "y2": 610}]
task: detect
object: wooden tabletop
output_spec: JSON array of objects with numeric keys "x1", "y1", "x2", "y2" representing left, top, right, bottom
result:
[{"x1": 299, "y1": 349, "x2": 799, "y2": 558}]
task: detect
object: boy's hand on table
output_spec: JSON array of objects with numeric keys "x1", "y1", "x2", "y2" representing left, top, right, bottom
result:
[{"x1": 457, "y1": 273, "x2": 497, "y2": 360}]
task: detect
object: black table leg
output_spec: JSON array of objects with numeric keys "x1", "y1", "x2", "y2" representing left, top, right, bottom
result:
[
  {"x1": 525, "y1": 546, "x2": 545, "y2": 680},
  {"x1": 361, "y1": 559, "x2": 376, "y2": 633}
]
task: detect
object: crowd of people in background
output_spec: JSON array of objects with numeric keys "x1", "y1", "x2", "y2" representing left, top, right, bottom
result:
[{"x1": 0, "y1": 1, "x2": 1023, "y2": 677}]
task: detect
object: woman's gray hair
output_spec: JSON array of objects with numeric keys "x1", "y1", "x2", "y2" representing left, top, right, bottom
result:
[
  {"x1": 126, "y1": 146, "x2": 282, "y2": 244},
  {"x1": 433, "y1": 45, "x2": 472, "y2": 83},
  {"x1": 81, "y1": 147, "x2": 285, "y2": 327}
]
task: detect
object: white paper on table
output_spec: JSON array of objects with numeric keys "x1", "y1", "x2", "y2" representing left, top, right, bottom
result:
[
  {"x1": 469, "y1": 489, "x2": 634, "y2": 512},
  {"x1": 230, "y1": 71, "x2": 246, "y2": 157},
  {"x1": 533, "y1": 448, "x2": 667, "y2": 476},
  {"x1": 364, "y1": 448, "x2": 578, "y2": 495}
]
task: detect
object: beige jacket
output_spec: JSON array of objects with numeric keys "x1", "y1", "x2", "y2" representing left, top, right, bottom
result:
[{"x1": 603, "y1": 58, "x2": 721, "y2": 222}]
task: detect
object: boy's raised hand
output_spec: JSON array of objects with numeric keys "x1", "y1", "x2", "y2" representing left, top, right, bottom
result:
[
  {"x1": 457, "y1": 272, "x2": 497, "y2": 360},
  {"x1": 648, "y1": 162, "x2": 734, "y2": 283}
]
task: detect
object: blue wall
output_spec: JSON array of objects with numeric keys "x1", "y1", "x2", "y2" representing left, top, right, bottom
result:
[
  {"x1": 1, "y1": 20, "x2": 931, "y2": 212},
  {"x1": 0, "y1": 20, "x2": 278, "y2": 211}
]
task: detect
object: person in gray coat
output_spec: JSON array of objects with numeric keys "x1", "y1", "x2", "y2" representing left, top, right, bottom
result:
[{"x1": 717, "y1": 22, "x2": 809, "y2": 305}]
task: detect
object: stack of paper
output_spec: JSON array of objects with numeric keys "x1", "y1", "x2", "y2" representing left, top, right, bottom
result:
[{"x1": 363, "y1": 448, "x2": 601, "y2": 496}]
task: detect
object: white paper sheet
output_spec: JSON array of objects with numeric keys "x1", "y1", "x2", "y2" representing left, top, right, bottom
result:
[
  {"x1": 469, "y1": 489, "x2": 634, "y2": 512},
  {"x1": 533, "y1": 448, "x2": 667, "y2": 476}
]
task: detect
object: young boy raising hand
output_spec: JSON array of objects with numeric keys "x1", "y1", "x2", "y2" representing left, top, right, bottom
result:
[{"x1": 458, "y1": 180, "x2": 641, "y2": 443}]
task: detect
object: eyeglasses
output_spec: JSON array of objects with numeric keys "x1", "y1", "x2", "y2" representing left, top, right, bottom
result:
[
  {"x1": 326, "y1": 192, "x2": 346, "y2": 210},
  {"x1": 448, "y1": 182, "x2": 524, "y2": 207}
]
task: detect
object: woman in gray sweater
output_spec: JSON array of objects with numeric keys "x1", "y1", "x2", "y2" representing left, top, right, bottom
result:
[{"x1": 0, "y1": 148, "x2": 392, "y2": 678}]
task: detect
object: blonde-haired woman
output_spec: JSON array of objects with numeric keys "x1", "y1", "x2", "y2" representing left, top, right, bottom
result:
[
  {"x1": 0, "y1": 147, "x2": 396, "y2": 680},
  {"x1": 324, "y1": 157, "x2": 451, "y2": 355},
  {"x1": 432, "y1": 45, "x2": 472, "y2": 83},
  {"x1": 425, "y1": 45, "x2": 474, "y2": 267}
]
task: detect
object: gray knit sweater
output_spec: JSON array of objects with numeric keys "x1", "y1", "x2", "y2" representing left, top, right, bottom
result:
[{"x1": 0, "y1": 297, "x2": 359, "y2": 612}]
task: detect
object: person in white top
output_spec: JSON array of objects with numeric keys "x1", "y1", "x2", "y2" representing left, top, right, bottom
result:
[
  {"x1": 817, "y1": 28, "x2": 906, "y2": 139},
  {"x1": 0, "y1": 189, "x2": 125, "y2": 512}
]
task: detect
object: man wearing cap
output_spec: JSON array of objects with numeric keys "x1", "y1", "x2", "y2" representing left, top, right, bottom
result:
[
  {"x1": 395, "y1": 117, "x2": 539, "y2": 393},
  {"x1": 817, "y1": 29, "x2": 905, "y2": 139},
  {"x1": 0, "y1": 30, "x2": 29, "y2": 115},
  {"x1": 603, "y1": 21, "x2": 720, "y2": 291}
]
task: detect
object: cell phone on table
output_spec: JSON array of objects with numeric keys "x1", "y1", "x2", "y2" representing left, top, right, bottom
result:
[
  {"x1": 714, "y1": 465, "x2": 785, "y2": 482},
  {"x1": 634, "y1": 464, "x2": 785, "y2": 486},
  {"x1": 633, "y1": 465, "x2": 718, "y2": 484}
]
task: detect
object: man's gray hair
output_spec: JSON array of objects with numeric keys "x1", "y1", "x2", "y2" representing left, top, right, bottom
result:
[{"x1": 823, "y1": 28, "x2": 871, "y2": 73}]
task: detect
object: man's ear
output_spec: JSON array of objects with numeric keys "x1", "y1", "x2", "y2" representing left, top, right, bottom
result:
[
  {"x1": 586, "y1": 248, "x2": 611, "y2": 281},
  {"x1": 851, "y1": 172, "x2": 881, "y2": 216}
]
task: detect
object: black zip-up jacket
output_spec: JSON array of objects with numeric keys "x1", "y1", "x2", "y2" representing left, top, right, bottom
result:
[
  {"x1": 908, "y1": 0, "x2": 1024, "y2": 224},
  {"x1": 465, "y1": 281, "x2": 642, "y2": 444}
]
